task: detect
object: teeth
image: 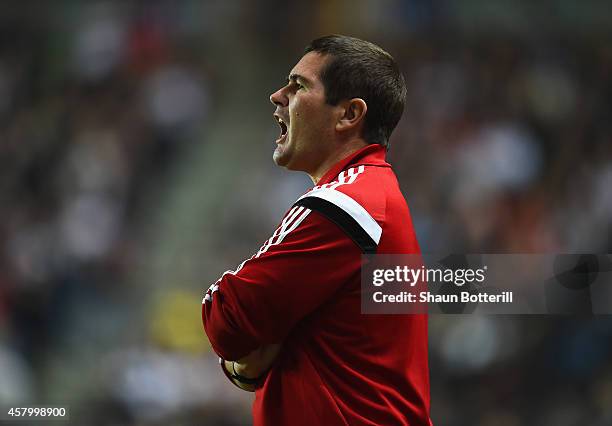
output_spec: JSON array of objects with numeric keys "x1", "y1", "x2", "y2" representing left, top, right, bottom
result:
[{"x1": 275, "y1": 115, "x2": 288, "y2": 136}]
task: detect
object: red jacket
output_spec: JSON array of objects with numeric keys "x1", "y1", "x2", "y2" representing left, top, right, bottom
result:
[{"x1": 202, "y1": 144, "x2": 432, "y2": 425}]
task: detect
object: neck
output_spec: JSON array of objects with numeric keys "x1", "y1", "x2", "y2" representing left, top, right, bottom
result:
[{"x1": 308, "y1": 138, "x2": 368, "y2": 184}]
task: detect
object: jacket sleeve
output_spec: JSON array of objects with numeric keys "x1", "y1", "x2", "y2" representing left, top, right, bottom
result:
[{"x1": 201, "y1": 205, "x2": 362, "y2": 360}]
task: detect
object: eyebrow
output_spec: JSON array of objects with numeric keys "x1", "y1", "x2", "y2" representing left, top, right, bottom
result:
[{"x1": 287, "y1": 73, "x2": 312, "y2": 86}]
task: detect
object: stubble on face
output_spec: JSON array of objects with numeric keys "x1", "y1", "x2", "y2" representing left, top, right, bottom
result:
[{"x1": 271, "y1": 53, "x2": 337, "y2": 176}]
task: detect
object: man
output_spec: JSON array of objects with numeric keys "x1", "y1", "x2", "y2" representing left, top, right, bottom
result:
[{"x1": 202, "y1": 35, "x2": 432, "y2": 425}]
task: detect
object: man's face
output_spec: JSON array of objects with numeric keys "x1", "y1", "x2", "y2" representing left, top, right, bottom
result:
[{"x1": 269, "y1": 52, "x2": 339, "y2": 174}]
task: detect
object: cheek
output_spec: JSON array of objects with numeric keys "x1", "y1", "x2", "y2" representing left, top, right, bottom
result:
[
  {"x1": 289, "y1": 96, "x2": 330, "y2": 138},
  {"x1": 293, "y1": 101, "x2": 321, "y2": 127}
]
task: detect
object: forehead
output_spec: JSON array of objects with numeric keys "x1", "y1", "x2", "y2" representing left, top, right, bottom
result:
[{"x1": 290, "y1": 52, "x2": 328, "y2": 85}]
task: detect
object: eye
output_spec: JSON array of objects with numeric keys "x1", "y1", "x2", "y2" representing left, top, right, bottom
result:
[{"x1": 295, "y1": 82, "x2": 304, "y2": 90}]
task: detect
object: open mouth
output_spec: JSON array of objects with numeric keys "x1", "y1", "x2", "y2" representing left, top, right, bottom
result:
[{"x1": 275, "y1": 115, "x2": 288, "y2": 142}]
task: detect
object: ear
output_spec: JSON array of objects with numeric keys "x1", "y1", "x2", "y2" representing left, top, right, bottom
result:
[{"x1": 336, "y1": 98, "x2": 367, "y2": 133}]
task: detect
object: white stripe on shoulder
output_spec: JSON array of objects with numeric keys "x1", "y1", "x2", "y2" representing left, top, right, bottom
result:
[
  {"x1": 203, "y1": 206, "x2": 312, "y2": 304},
  {"x1": 297, "y1": 187, "x2": 382, "y2": 244},
  {"x1": 274, "y1": 208, "x2": 311, "y2": 245},
  {"x1": 314, "y1": 165, "x2": 365, "y2": 191},
  {"x1": 328, "y1": 170, "x2": 346, "y2": 189},
  {"x1": 346, "y1": 165, "x2": 365, "y2": 184},
  {"x1": 257, "y1": 206, "x2": 303, "y2": 257}
]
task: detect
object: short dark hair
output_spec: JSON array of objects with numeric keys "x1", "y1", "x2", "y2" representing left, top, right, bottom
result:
[{"x1": 304, "y1": 35, "x2": 406, "y2": 147}]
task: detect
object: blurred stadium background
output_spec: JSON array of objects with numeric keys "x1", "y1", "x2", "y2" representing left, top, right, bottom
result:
[{"x1": 1, "y1": 1, "x2": 612, "y2": 425}]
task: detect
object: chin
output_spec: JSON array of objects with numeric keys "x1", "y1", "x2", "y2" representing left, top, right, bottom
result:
[
  {"x1": 273, "y1": 148, "x2": 289, "y2": 167},
  {"x1": 273, "y1": 142, "x2": 294, "y2": 166}
]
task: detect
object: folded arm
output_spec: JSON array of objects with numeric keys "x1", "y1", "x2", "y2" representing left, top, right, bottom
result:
[{"x1": 202, "y1": 206, "x2": 363, "y2": 389}]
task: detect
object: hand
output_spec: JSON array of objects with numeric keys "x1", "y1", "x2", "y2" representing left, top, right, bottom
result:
[
  {"x1": 224, "y1": 344, "x2": 282, "y2": 392},
  {"x1": 234, "y1": 343, "x2": 282, "y2": 378}
]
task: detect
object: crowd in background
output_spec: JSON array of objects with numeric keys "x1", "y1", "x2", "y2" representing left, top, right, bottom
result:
[{"x1": 1, "y1": 1, "x2": 611, "y2": 425}]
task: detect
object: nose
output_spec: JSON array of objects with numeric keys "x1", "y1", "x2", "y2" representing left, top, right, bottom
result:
[{"x1": 270, "y1": 86, "x2": 288, "y2": 107}]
